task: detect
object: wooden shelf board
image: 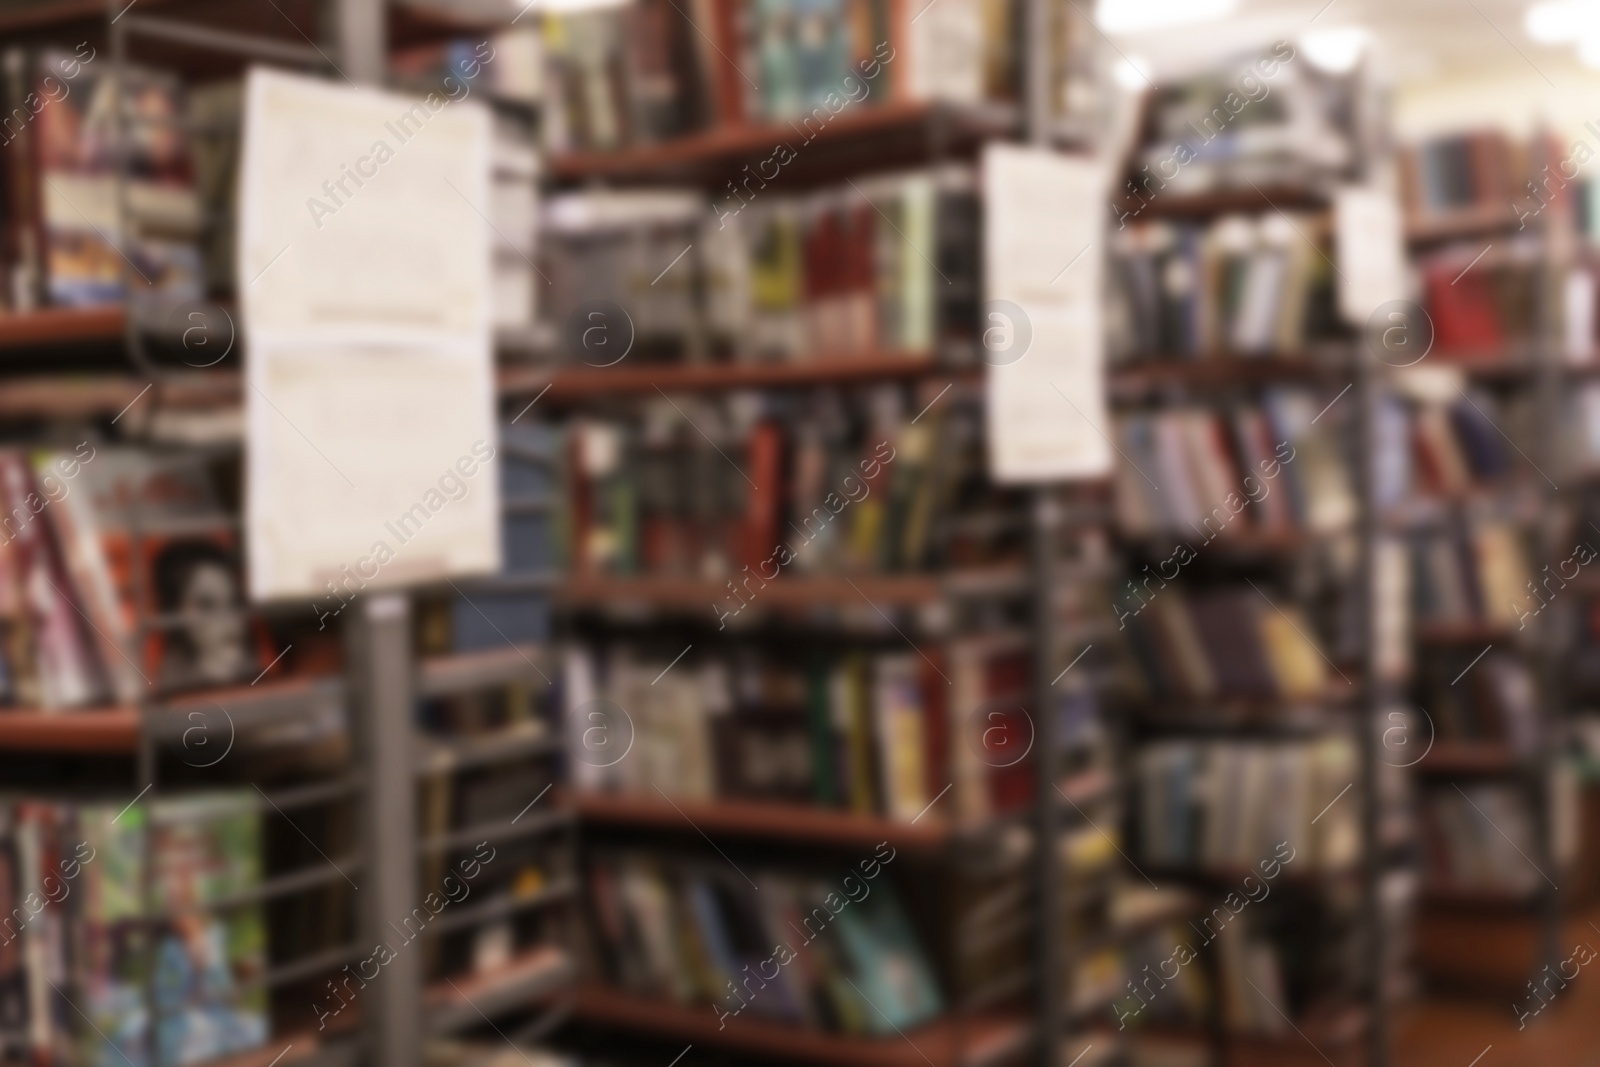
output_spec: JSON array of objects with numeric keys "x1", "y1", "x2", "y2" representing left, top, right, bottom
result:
[
  {"x1": 1114, "y1": 185, "x2": 1329, "y2": 220},
  {"x1": 0, "y1": 306, "x2": 125, "y2": 349},
  {"x1": 0, "y1": 357, "x2": 961, "y2": 420},
  {"x1": 192, "y1": 1031, "x2": 357, "y2": 1067},
  {"x1": 572, "y1": 985, "x2": 1029, "y2": 1067},
  {"x1": 0, "y1": 372, "x2": 241, "y2": 419},
  {"x1": 0, "y1": 706, "x2": 140, "y2": 753},
  {"x1": 1120, "y1": 525, "x2": 1331, "y2": 556},
  {"x1": 549, "y1": 101, "x2": 1015, "y2": 183},
  {"x1": 0, "y1": 674, "x2": 342, "y2": 754},
  {"x1": 502, "y1": 352, "x2": 962, "y2": 399},
  {"x1": 1419, "y1": 885, "x2": 1544, "y2": 910},
  {"x1": 1414, "y1": 742, "x2": 1523, "y2": 775},
  {"x1": 558, "y1": 569, "x2": 1029, "y2": 610},
  {"x1": 1405, "y1": 205, "x2": 1525, "y2": 243},
  {"x1": 423, "y1": 946, "x2": 572, "y2": 1035},
  {"x1": 1109, "y1": 355, "x2": 1334, "y2": 395},
  {"x1": 573, "y1": 791, "x2": 955, "y2": 851},
  {"x1": 1415, "y1": 621, "x2": 1517, "y2": 644},
  {"x1": 418, "y1": 643, "x2": 552, "y2": 697}
]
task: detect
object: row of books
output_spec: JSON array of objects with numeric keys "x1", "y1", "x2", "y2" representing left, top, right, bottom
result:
[
  {"x1": 1129, "y1": 55, "x2": 1354, "y2": 198},
  {"x1": 586, "y1": 849, "x2": 943, "y2": 1034},
  {"x1": 1372, "y1": 391, "x2": 1515, "y2": 506},
  {"x1": 0, "y1": 794, "x2": 268, "y2": 1066},
  {"x1": 1415, "y1": 647, "x2": 1539, "y2": 752},
  {"x1": 1418, "y1": 785, "x2": 1544, "y2": 895},
  {"x1": 1419, "y1": 237, "x2": 1540, "y2": 354},
  {"x1": 1399, "y1": 130, "x2": 1529, "y2": 220},
  {"x1": 1, "y1": 41, "x2": 540, "y2": 324},
  {"x1": 1109, "y1": 214, "x2": 1339, "y2": 358},
  {"x1": 4, "y1": 48, "x2": 203, "y2": 309},
  {"x1": 0, "y1": 448, "x2": 273, "y2": 710},
  {"x1": 1404, "y1": 520, "x2": 1530, "y2": 631},
  {"x1": 1134, "y1": 739, "x2": 1360, "y2": 872},
  {"x1": 542, "y1": 167, "x2": 977, "y2": 364},
  {"x1": 1112, "y1": 391, "x2": 1356, "y2": 538},
  {"x1": 560, "y1": 388, "x2": 1019, "y2": 580},
  {"x1": 1087, "y1": 910, "x2": 1320, "y2": 1036},
  {"x1": 564, "y1": 634, "x2": 1031, "y2": 822},
  {"x1": 541, "y1": 0, "x2": 1021, "y2": 152},
  {"x1": 1121, "y1": 586, "x2": 1334, "y2": 702}
]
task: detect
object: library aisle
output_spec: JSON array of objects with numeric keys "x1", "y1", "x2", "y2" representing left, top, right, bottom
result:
[{"x1": 2, "y1": 0, "x2": 1600, "y2": 1066}]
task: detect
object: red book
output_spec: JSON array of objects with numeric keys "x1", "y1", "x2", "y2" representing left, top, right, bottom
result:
[
  {"x1": 918, "y1": 649, "x2": 949, "y2": 810},
  {"x1": 1426, "y1": 260, "x2": 1503, "y2": 355},
  {"x1": 741, "y1": 422, "x2": 784, "y2": 571}
]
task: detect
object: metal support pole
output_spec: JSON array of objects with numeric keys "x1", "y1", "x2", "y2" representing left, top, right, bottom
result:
[
  {"x1": 348, "y1": 592, "x2": 418, "y2": 1067},
  {"x1": 336, "y1": 0, "x2": 386, "y2": 86},
  {"x1": 1355, "y1": 346, "x2": 1389, "y2": 1067},
  {"x1": 1032, "y1": 493, "x2": 1061, "y2": 1067}
]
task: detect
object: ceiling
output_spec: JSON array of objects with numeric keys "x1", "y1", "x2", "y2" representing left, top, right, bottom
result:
[{"x1": 1108, "y1": 0, "x2": 1592, "y2": 88}]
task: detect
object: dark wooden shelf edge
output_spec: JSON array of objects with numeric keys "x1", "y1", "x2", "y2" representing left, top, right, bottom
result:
[
  {"x1": 502, "y1": 353, "x2": 967, "y2": 399},
  {"x1": 0, "y1": 305, "x2": 125, "y2": 348},
  {"x1": 558, "y1": 569, "x2": 1029, "y2": 609},
  {"x1": 548, "y1": 101, "x2": 1017, "y2": 182},
  {"x1": 573, "y1": 791, "x2": 955, "y2": 850},
  {"x1": 572, "y1": 984, "x2": 1030, "y2": 1067},
  {"x1": 0, "y1": 706, "x2": 140, "y2": 753}
]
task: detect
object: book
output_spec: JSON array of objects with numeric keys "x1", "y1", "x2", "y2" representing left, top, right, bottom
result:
[
  {"x1": 585, "y1": 850, "x2": 942, "y2": 1036},
  {"x1": 0, "y1": 450, "x2": 104, "y2": 709},
  {"x1": 29, "y1": 51, "x2": 203, "y2": 307},
  {"x1": 1136, "y1": 739, "x2": 1357, "y2": 872}
]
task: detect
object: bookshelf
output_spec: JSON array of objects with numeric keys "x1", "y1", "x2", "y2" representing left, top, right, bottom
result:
[
  {"x1": 0, "y1": 6, "x2": 577, "y2": 1067},
  {"x1": 519, "y1": 0, "x2": 1105, "y2": 1061},
  {"x1": 1393, "y1": 128, "x2": 1574, "y2": 996},
  {"x1": 1097, "y1": 51, "x2": 1399, "y2": 1067}
]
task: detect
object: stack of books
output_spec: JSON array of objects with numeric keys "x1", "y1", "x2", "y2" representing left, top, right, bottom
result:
[
  {"x1": 1113, "y1": 390, "x2": 1356, "y2": 538},
  {"x1": 1415, "y1": 648, "x2": 1539, "y2": 753},
  {"x1": 1418, "y1": 784, "x2": 1543, "y2": 896},
  {"x1": 586, "y1": 848, "x2": 943, "y2": 1035},
  {"x1": 541, "y1": 0, "x2": 1020, "y2": 153},
  {"x1": 1398, "y1": 131, "x2": 1521, "y2": 221},
  {"x1": 1372, "y1": 390, "x2": 1517, "y2": 506},
  {"x1": 558, "y1": 389, "x2": 1021, "y2": 580},
  {"x1": 1110, "y1": 214, "x2": 1338, "y2": 358},
  {"x1": 1135, "y1": 738, "x2": 1360, "y2": 872},
  {"x1": 0, "y1": 794, "x2": 268, "y2": 1066},
  {"x1": 4, "y1": 49, "x2": 202, "y2": 309},
  {"x1": 567, "y1": 633, "x2": 1033, "y2": 822},
  {"x1": 1406, "y1": 520, "x2": 1531, "y2": 632},
  {"x1": 1120, "y1": 586, "x2": 1334, "y2": 702},
  {"x1": 542, "y1": 166, "x2": 980, "y2": 364},
  {"x1": 0, "y1": 448, "x2": 281, "y2": 710}
]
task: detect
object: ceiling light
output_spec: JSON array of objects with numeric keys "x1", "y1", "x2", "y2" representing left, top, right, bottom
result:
[
  {"x1": 1300, "y1": 26, "x2": 1370, "y2": 73},
  {"x1": 1113, "y1": 55, "x2": 1153, "y2": 90},
  {"x1": 1579, "y1": 27, "x2": 1600, "y2": 64},
  {"x1": 1094, "y1": 0, "x2": 1238, "y2": 35},
  {"x1": 1526, "y1": 0, "x2": 1600, "y2": 44}
]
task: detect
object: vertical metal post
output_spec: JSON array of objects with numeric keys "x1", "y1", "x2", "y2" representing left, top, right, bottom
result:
[
  {"x1": 335, "y1": 0, "x2": 386, "y2": 86},
  {"x1": 1023, "y1": 0, "x2": 1050, "y2": 146},
  {"x1": 1018, "y1": 0, "x2": 1056, "y2": 1060},
  {"x1": 348, "y1": 593, "x2": 418, "y2": 1067},
  {"x1": 1531, "y1": 133, "x2": 1565, "y2": 984},
  {"x1": 1354, "y1": 344, "x2": 1388, "y2": 1067},
  {"x1": 1032, "y1": 493, "x2": 1061, "y2": 1067}
]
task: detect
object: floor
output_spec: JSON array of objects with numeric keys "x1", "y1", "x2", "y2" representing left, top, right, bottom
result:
[{"x1": 1394, "y1": 904, "x2": 1600, "y2": 1067}]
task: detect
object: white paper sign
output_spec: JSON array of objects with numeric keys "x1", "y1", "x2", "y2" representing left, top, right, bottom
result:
[
  {"x1": 239, "y1": 69, "x2": 500, "y2": 602},
  {"x1": 1334, "y1": 186, "x2": 1406, "y2": 326},
  {"x1": 983, "y1": 144, "x2": 1111, "y2": 483}
]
